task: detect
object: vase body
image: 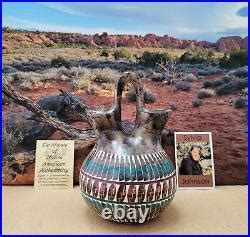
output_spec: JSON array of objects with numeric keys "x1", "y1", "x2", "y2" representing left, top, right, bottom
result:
[{"x1": 79, "y1": 73, "x2": 176, "y2": 223}]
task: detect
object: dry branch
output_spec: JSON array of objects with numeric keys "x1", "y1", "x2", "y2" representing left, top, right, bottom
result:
[{"x1": 2, "y1": 79, "x2": 94, "y2": 141}]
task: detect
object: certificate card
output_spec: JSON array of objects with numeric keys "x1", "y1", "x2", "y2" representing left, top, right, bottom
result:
[
  {"x1": 175, "y1": 132, "x2": 215, "y2": 189},
  {"x1": 35, "y1": 140, "x2": 74, "y2": 189}
]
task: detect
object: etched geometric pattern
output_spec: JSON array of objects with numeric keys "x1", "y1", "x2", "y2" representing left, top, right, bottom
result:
[
  {"x1": 108, "y1": 184, "x2": 116, "y2": 201},
  {"x1": 127, "y1": 185, "x2": 136, "y2": 203},
  {"x1": 146, "y1": 184, "x2": 154, "y2": 202},
  {"x1": 80, "y1": 147, "x2": 177, "y2": 222},
  {"x1": 80, "y1": 173, "x2": 176, "y2": 203},
  {"x1": 137, "y1": 185, "x2": 146, "y2": 203},
  {"x1": 81, "y1": 147, "x2": 175, "y2": 182},
  {"x1": 99, "y1": 182, "x2": 107, "y2": 199}
]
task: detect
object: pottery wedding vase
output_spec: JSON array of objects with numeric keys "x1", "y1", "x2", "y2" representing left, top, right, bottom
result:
[{"x1": 80, "y1": 72, "x2": 176, "y2": 223}]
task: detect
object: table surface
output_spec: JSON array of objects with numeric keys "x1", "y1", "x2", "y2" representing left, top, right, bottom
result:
[{"x1": 3, "y1": 185, "x2": 247, "y2": 234}]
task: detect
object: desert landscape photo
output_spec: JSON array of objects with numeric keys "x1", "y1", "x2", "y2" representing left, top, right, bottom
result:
[{"x1": 2, "y1": 2, "x2": 248, "y2": 186}]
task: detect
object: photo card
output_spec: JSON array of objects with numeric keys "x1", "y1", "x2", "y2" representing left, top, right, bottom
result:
[{"x1": 175, "y1": 132, "x2": 215, "y2": 189}]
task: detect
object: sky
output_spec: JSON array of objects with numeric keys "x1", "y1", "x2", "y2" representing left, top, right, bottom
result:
[{"x1": 2, "y1": 2, "x2": 248, "y2": 42}]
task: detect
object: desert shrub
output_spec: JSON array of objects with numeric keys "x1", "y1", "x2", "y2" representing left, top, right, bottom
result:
[
  {"x1": 87, "y1": 85, "x2": 101, "y2": 96},
  {"x1": 197, "y1": 67, "x2": 223, "y2": 76},
  {"x1": 203, "y1": 76, "x2": 233, "y2": 88},
  {"x1": 203, "y1": 80, "x2": 219, "y2": 88},
  {"x1": 113, "y1": 49, "x2": 131, "y2": 60},
  {"x1": 135, "y1": 70, "x2": 146, "y2": 78},
  {"x1": 71, "y1": 77, "x2": 91, "y2": 90},
  {"x1": 51, "y1": 56, "x2": 70, "y2": 68},
  {"x1": 215, "y1": 84, "x2": 232, "y2": 95},
  {"x1": 151, "y1": 72, "x2": 164, "y2": 82},
  {"x1": 3, "y1": 117, "x2": 26, "y2": 156},
  {"x1": 170, "y1": 103, "x2": 177, "y2": 111},
  {"x1": 2, "y1": 74, "x2": 15, "y2": 83},
  {"x1": 144, "y1": 88, "x2": 157, "y2": 103},
  {"x1": 3, "y1": 65, "x2": 17, "y2": 74},
  {"x1": 219, "y1": 49, "x2": 248, "y2": 69},
  {"x1": 20, "y1": 76, "x2": 42, "y2": 90},
  {"x1": 9, "y1": 71, "x2": 41, "y2": 82},
  {"x1": 100, "y1": 49, "x2": 109, "y2": 57},
  {"x1": 229, "y1": 79, "x2": 248, "y2": 91},
  {"x1": 234, "y1": 66, "x2": 248, "y2": 78},
  {"x1": 233, "y1": 97, "x2": 247, "y2": 109},
  {"x1": 179, "y1": 49, "x2": 217, "y2": 65},
  {"x1": 175, "y1": 81, "x2": 191, "y2": 91},
  {"x1": 20, "y1": 80, "x2": 33, "y2": 91},
  {"x1": 12, "y1": 67, "x2": 85, "y2": 83},
  {"x1": 42, "y1": 67, "x2": 69, "y2": 81},
  {"x1": 197, "y1": 89, "x2": 215, "y2": 99},
  {"x1": 92, "y1": 68, "x2": 120, "y2": 83},
  {"x1": 126, "y1": 88, "x2": 156, "y2": 104},
  {"x1": 101, "y1": 83, "x2": 113, "y2": 91},
  {"x1": 71, "y1": 68, "x2": 119, "y2": 90},
  {"x1": 197, "y1": 69, "x2": 207, "y2": 76},
  {"x1": 184, "y1": 73, "x2": 197, "y2": 82},
  {"x1": 59, "y1": 67, "x2": 90, "y2": 78},
  {"x1": 139, "y1": 51, "x2": 172, "y2": 67},
  {"x1": 179, "y1": 52, "x2": 203, "y2": 64},
  {"x1": 216, "y1": 78, "x2": 248, "y2": 95},
  {"x1": 197, "y1": 75, "x2": 205, "y2": 80},
  {"x1": 71, "y1": 68, "x2": 95, "y2": 90},
  {"x1": 192, "y1": 99, "x2": 203, "y2": 107},
  {"x1": 8, "y1": 58, "x2": 50, "y2": 72}
]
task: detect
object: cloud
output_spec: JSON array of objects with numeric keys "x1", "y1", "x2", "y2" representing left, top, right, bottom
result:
[
  {"x1": 217, "y1": 27, "x2": 248, "y2": 36},
  {"x1": 236, "y1": 7, "x2": 248, "y2": 17},
  {"x1": 3, "y1": 16, "x2": 146, "y2": 35},
  {"x1": 3, "y1": 2, "x2": 248, "y2": 42},
  {"x1": 41, "y1": 3, "x2": 248, "y2": 40}
]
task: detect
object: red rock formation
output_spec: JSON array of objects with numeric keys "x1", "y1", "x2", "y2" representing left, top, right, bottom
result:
[
  {"x1": 2, "y1": 30, "x2": 248, "y2": 52},
  {"x1": 216, "y1": 36, "x2": 247, "y2": 52},
  {"x1": 241, "y1": 36, "x2": 248, "y2": 50}
]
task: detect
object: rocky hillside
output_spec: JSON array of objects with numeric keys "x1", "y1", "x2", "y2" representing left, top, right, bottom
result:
[
  {"x1": 216, "y1": 36, "x2": 248, "y2": 52},
  {"x1": 2, "y1": 30, "x2": 248, "y2": 52}
]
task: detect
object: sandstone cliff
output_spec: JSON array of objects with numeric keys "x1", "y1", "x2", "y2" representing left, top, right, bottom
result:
[
  {"x1": 216, "y1": 36, "x2": 248, "y2": 52},
  {"x1": 2, "y1": 30, "x2": 248, "y2": 52}
]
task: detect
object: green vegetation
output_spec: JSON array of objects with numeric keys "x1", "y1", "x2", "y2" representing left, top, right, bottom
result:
[
  {"x1": 219, "y1": 49, "x2": 248, "y2": 69},
  {"x1": 126, "y1": 87, "x2": 156, "y2": 104},
  {"x1": 234, "y1": 97, "x2": 247, "y2": 109},
  {"x1": 71, "y1": 68, "x2": 119, "y2": 92},
  {"x1": 51, "y1": 56, "x2": 70, "y2": 68},
  {"x1": 92, "y1": 68, "x2": 120, "y2": 84},
  {"x1": 234, "y1": 66, "x2": 248, "y2": 78},
  {"x1": 170, "y1": 103, "x2": 178, "y2": 111},
  {"x1": 139, "y1": 51, "x2": 172, "y2": 67},
  {"x1": 197, "y1": 89, "x2": 215, "y2": 99},
  {"x1": 192, "y1": 99, "x2": 203, "y2": 108},
  {"x1": 216, "y1": 79, "x2": 247, "y2": 95},
  {"x1": 100, "y1": 49, "x2": 109, "y2": 57},
  {"x1": 203, "y1": 76, "x2": 233, "y2": 88},
  {"x1": 179, "y1": 49, "x2": 217, "y2": 65},
  {"x1": 175, "y1": 81, "x2": 191, "y2": 91},
  {"x1": 151, "y1": 72, "x2": 164, "y2": 82},
  {"x1": 113, "y1": 48, "x2": 131, "y2": 60},
  {"x1": 184, "y1": 73, "x2": 197, "y2": 82},
  {"x1": 202, "y1": 75, "x2": 247, "y2": 96}
]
